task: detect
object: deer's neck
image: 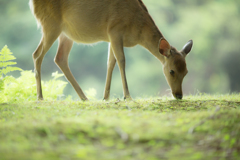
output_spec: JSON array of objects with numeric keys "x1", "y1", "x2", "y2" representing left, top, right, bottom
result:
[{"x1": 139, "y1": 16, "x2": 165, "y2": 64}]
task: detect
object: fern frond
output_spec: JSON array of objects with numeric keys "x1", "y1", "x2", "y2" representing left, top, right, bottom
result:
[
  {"x1": 0, "y1": 62, "x2": 17, "y2": 67},
  {"x1": 1, "y1": 67, "x2": 22, "y2": 75},
  {"x1": 0, "y1": 46, "x2": 16, "y2": 61},
  {"x1": 0, "y1": 45, "x2": 22, "y2": 76}
]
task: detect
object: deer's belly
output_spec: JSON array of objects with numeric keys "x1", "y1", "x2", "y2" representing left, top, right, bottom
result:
[{"x1": 62, "y1": 22, "x2": 109, "y2": 44}]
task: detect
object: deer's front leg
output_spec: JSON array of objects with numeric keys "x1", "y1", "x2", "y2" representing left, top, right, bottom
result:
[
  {"x1": 109, "y1": 34, "x2": 132, "y2": 100},
  {"x1": 103, "y1": 43, "x2": 116, "y2": 100}
]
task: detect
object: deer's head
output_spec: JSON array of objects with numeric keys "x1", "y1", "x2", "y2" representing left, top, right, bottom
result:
[{"x1": 159, "y1": 38, "x2": 193, "y2": 99}]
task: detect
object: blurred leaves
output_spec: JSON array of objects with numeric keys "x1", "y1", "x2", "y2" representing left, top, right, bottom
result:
[{"x1": 0, "y1": 70, "x2": 68, "y2": 103}]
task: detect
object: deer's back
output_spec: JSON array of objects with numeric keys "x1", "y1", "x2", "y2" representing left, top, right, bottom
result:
[{"x1": 30, "y1": 0, "x2": 149, "y2": 45}]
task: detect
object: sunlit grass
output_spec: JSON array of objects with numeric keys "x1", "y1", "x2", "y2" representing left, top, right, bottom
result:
[{"x1": 0, "y1": 94, "x2": 240, "y2": 160}]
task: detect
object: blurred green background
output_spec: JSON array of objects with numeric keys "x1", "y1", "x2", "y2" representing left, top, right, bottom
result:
[{"x1": 0, "y1": 0, "x2": 239, "y2": 100}]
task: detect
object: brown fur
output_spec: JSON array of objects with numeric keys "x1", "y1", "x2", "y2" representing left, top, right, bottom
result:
[
  {"x1": 174, "y1": 57, "x2": 186, "y2": 73},
  {"x1": 137, "y1": 0, "x2": 149, "y2": 12},
  {"x1": 29, "y1": 0, "x2": 193, "y2": 100}
]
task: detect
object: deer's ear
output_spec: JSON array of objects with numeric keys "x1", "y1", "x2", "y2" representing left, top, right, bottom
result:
[
  {"x1": 159, "y1": 38, "x2": 171, "y2": 58},
  {"x1": 181, "y1": 40, "x2": 193, "y2": 57}
]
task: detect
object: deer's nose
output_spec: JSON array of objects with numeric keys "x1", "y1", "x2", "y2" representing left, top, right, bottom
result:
[{"x1": 175, "y1": 94, "x2": 182, "y2": 100}]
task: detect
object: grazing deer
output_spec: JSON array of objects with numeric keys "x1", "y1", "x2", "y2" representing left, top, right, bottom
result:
[{"x1": 29, "y1": 0, "x2": 193, "y2": 101}]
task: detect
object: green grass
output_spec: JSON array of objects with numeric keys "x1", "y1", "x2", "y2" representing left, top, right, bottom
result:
[{"x1": 0, "y1": 94, "x2": 240, "y2": 160}]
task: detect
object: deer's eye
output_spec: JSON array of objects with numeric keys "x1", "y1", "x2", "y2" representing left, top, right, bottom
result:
[{"x1": 170, "y1": 70, "x2": 175, "y2": 76}]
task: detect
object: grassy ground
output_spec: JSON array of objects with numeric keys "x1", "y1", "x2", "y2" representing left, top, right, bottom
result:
[{"x1": 0, "y1": 94, "x2": 240, "y2": 160}]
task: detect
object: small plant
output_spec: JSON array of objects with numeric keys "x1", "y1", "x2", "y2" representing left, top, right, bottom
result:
[
  {"x1": 0, "y1": 45, "x2": 22, "y2": 78},
  {"x1": 1, "y1": 70, "x2": 69, "y2": 102},
  {"x1": 85, "y1": 88, "x2": 97, "y2": 100},
  {"x1": 0, "y1": 45, "x2": 69, "y2": 103},
  {"x1": 0, "y1": 45, "x2": 22, "y2": 102}
]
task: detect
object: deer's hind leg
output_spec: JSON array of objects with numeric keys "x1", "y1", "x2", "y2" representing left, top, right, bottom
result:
[
  {"x1": 32, "y1": 26, "x2": 61, "y2": 100},
  {"x1": 54, "y1": 34, "x2": 88, "y2": 101}
]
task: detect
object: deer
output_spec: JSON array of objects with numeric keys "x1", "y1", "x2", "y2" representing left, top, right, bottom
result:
[{"x1": 29, "y1": 0, "x2": 193, "y2": 101}]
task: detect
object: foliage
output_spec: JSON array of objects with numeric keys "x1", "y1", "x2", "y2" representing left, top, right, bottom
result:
[
  {"x1": 0, "y1": 45, "x2": 22, "y2": 93},
  {"x1": 0, "y1": 70, "x2": 68, "y2": 103},
  {"x1": 0, "y1": 45, "x2": 22, "y2": 102},
  {"x1": 0, "y1": 46, "x2": 69, "y2": 103},
  {"x1": 0, "y1": 95, "x2": 240, "y2": 159},
  {"x1": 0, "y1": 45, "x2": 22, "y2": 77}
]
